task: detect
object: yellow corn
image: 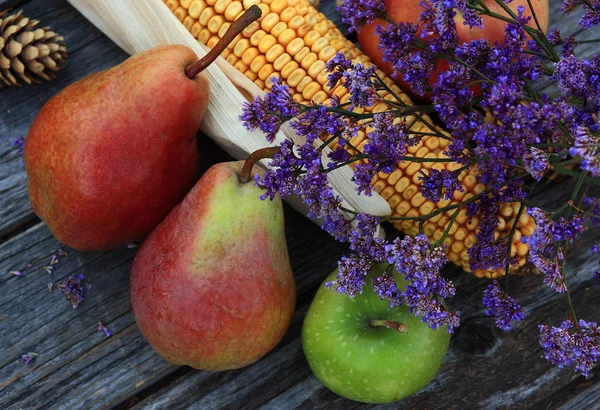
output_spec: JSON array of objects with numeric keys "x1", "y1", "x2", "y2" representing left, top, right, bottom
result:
[{"x1": 164, "y1": 0, "x2": 534, "y2": 278}]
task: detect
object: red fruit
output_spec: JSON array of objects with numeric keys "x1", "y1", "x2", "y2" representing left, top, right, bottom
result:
[
  {"x1": 24, "y1": 45, "x2": 209, "y2": 251},
  {"x1": 357, "y1": 0, "x2": 549, "y2": 101}
]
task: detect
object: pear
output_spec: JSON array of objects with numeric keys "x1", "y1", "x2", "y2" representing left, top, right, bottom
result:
[
  {"x1": 130, "y1": 159, "x2": 296, "y2": 371},
  {"x1": 23, "y1": 6, "x2": 262, "y2": 251}
]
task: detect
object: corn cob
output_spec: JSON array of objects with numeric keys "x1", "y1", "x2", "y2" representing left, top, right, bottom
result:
[{"x1": 164, "y1": 0, "x2": 535, "y2": 278}]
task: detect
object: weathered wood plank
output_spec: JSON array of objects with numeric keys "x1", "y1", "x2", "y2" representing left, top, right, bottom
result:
[
  {"x1": 0, "y1": 0, "x2": 33, "y2": 10},
  {"x1": 121, "y1": 179, "x2": 600, "y2": 410},
  {"x1": 1, "y1": 0, "x2": 599, "y2": 409},
  {"x1": 0, "y1": 159, "x2": 349, "y2": 409},
  {"x1": 0, "y1": 0, "x2": 128, "y2": 238}
]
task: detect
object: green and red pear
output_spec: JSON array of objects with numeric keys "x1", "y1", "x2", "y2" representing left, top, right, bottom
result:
[{"x1": 130, "y1": 157, "x2": 296, "y2": 370}]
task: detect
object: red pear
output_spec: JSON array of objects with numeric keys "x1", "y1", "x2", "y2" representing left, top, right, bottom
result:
[
  {"x1": 23, "y1": 6, "x2": 262, "y2": 251},
  {"x1": 24, "y1": 45, "x2": 208, "y2": 251},
  {"x1": 131, "y1": 159, "x2": 296, "y2": 370}
]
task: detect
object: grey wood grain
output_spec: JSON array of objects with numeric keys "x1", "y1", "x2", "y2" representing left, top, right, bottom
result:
[
  {"x1": 0, "y1": 0, "x2": 128, "y2": 238},
  {"x1": 0, "y1": 0, "x2": 599, "y2": 409},
  {"x1": 123, "y1": 180, "x2": 600, "y2": 410},
  {"x1": 0, "y1": 192, "x2": 350, "y2": 409}
]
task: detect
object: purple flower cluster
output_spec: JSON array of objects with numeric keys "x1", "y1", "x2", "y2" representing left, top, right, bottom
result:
[
  {"x1": 353, "y1": 112, "x2": 415, "y2": 195},
  {"x1": 328, "y1": 254, "x2": 373, "y2": 297},
  {"x1": 482, "y1": 281, "x2": 524, "y2": 331},
  {"x1": 337, "y1": 0, "x2": 385, "y2": 33},
  {"x1": 526, "y1": 208, "x2": 585, "y2": 292},
  {"x1": 419, "y1": 169, "x2": 463, "y2": 203},
  {"x1": 240, "y1": 77, "x2": 299, "y2": 142},
  {"x1": 539, "y1": 319, "x2": 600, "y2": 377},
  {"x1": 58, "y1": 273, "x2": 87, "y2": 309},
  {"x1": 561, "y1": 0, "x2": 600, "y2": 29},
  {"x1": 384, "y1": 234, "x2": 460, "y2": 332},
  {"x1": 570, "y1": 127, "x2": 600, "y2": 176},
  {"x1": 328, "y1": 233, "x2": 459, "y2": 333},
  {"x1": 554, "y1": 53, "x2": 600, "y2": 117},
  {"x1": 375, "y1": 22, "x2": 435, "y2": 96},
  {"x1": 248, "y1": 0, "x2": 600, "y2": 377},
  {"x1": 523, "y1": 147, "x2": 550, "y2": 181}
]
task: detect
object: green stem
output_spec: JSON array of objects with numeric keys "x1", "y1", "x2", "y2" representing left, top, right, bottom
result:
[
  {"x1": 576, "y1": 38, "x2": 600, "y2": 44},
  {"x1": 551, "y1": 165, "x2": 600, "y2": 186},
  {"x1": 432, "y1": 207, "x2": 461, "y2": 248}
]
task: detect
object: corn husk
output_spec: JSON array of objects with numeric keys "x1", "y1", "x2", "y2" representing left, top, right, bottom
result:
[{"x1": 67, "y1": 0, "x2": 391, "y2": 228}]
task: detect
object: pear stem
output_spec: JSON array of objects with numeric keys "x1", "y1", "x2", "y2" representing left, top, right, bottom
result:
[
  {"x1": 185, "y1": 5, "x2": 262, "y2": 79},
  {"x1": 369, "y1": 319, "x2": 408, "y2": 333},
  {"x1": 239, "y1": 146, "x2": 281, "y2": 184}
]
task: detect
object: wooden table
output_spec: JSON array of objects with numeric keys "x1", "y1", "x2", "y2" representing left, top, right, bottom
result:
[{"x1": 1, "y1": 0, "x2": 599, "y2": 408}]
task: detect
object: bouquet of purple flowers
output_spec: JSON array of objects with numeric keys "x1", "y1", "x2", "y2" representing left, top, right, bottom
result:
[{"x1": 242, "y1": 0, "x2": 600, "y2": 377}]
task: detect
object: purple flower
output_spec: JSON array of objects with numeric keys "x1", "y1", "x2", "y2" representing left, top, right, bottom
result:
[
  {"x1": 387, "y1": 234, "x2": 459, "y2": 332},
  {"x1": 9, "y1": 270, "x2": 23, "y2": 276},
  {"x1": 328, "y1": 254, "x2": 373, "y2": 297},
  {"x1": 419, "y1": 169, "x2": 463, "y2": 203},
  {"x1": 254, "y1": 139, "x2": 299, "y2": 200},
  {"x1": 323, "y1": 54, "x2": 378, "y2": 108},
  {"x1": 527, "y1": 208, "x2": 585, "y2": 292},
  {"x1": 240, "y1": 77, "x2": 300, "y2": 142},
  {"x1": 375, "y1": 22, "x2": 436, "y2": 96},
  {"x1": 554, "y1": 54, "x2": 600, "y2": 114},
  {"x1": 98, "y1": 322, "x2": 113, "y2": 338},
  {"x1": 372, "y1": 273, "x2": 402, "y2": 305},
  {"x1": 482, "y1": 281, "x2": 524, "y2": 331},
  {"x1": 539, "y1": 319, "x2": 600, "y2": 377},
  {"x1": 22, "y1": 352, "x2": 38, "y2": 365},
  {"x1": 349, "y1": 213, "x2": 386, "y2": 261},
  {"x1": 343, "y1": 63, "x2": 377, "y2": 108},
  {"x1": 326, "y1": 52, "x2": 353, "y2": 90},
  {"x1": 337, "y1": 0, "x2": 385, "y2": 32},
  {"x1": 547, "y1": 28, "x2": 561, "y2": 44},
  {"x1": 291, "y1": 105, "x2": 345, "y2": 144},
  {"x1": 563, "y1": 0, "x2": 600, "y2": 29},
  {"x1": 58, "y1": 273, "x2": 87, "y2": 308},
  {"x1": 570, "y1": 127, "x2": 600, "y2": 176},
  {"x1": 350, "y1": 113, "x2": 413, "y2": 196},
  {"x1": 523, "y1": 147, "x2": 549, "y2": 181}
]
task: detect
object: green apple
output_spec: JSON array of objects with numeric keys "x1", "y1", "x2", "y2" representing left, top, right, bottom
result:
[{"x1": 302, "y1": 264, "x2": 451, "y2": 403}]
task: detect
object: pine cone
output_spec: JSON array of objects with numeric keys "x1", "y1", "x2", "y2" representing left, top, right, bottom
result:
[{"x1": 0, "y1": 9, "x2": 67, "y2": 87}]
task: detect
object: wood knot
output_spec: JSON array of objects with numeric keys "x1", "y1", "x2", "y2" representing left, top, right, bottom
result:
[{"x1": 454, "y1": 318, "x2": 500, "y2": 356}]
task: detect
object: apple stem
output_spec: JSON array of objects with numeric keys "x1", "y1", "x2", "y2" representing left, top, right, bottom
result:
[
  {"x1": 238, "y1": 146, "x2": 281, "y2": 184},
  {"x1": 185, "y1": 5, "x2": 262, "y2": 79},
  {"x1": 369, "y1": 319, "x2": 408, "y2": 333}
]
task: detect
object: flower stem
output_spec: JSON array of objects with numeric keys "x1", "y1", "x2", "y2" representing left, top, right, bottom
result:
[
  {"x1": 185, "y1": 5, "x2": 261, "y2": 78},
  {"x1": 369, "y1": 319, "x2": 408, "y2": 333},
  {"x1": 551, "y1": 164, "x2": 600, "y2": 186},
  {"x1": 238, "y1": 146, "x2": 281, "y2": 184}
]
